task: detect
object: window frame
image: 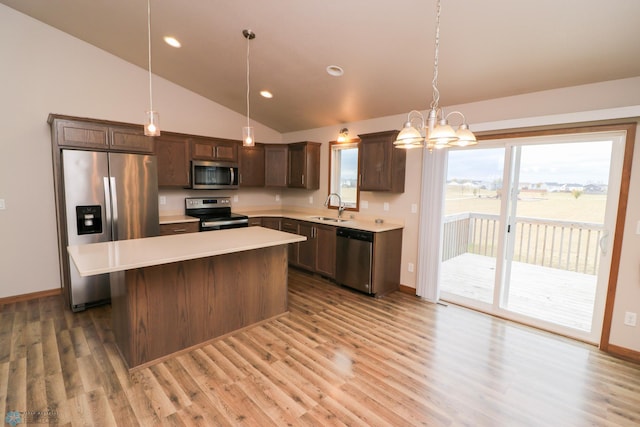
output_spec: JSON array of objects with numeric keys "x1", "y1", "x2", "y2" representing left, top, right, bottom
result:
[{"x1": 328, "y1": 139, "x2": 361, "y2": 212}]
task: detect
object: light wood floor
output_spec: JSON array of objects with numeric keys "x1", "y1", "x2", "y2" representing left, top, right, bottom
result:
[{"x1": 2, "y1": 269, "x2": 640, "y2": 426}]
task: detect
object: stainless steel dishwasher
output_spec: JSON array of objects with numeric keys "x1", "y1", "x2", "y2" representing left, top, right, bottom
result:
[{"x1": 336, "y1": 227, "x2": 374, "y2": 294}]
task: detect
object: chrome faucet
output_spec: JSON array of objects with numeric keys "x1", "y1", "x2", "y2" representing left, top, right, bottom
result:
[{"x1": 324, "y1": 192, "x2": 345, "y2": 218}]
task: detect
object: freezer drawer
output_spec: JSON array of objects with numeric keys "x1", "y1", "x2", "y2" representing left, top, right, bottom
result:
[{"x1": 335, "y1": 228, "x2": 373, "y2": 294}]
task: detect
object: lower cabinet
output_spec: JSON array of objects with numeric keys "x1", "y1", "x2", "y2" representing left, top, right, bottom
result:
[
  {"x1": 280, "y1": 219, "x2": 336, "y2": 279},
  {"x1": 315, "y1": 224, "x2": 337, "y2": 277},
  {"x1": 256, "y1": 216, "x2": 400, "y2": 293},
  {"x1": 261, "y1": 217, "x2": 282, "y2": 230},
  {"x1": 159, "y1": 222, "x2": 200, "y2": 236}
]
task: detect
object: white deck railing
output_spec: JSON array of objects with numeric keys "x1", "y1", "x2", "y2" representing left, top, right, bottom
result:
[{"x1": 443, "y1": 213, "x2": 605, "y2": 275}]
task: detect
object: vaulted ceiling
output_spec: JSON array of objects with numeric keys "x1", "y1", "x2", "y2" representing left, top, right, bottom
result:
[{"x1": 3, "y1": 0, "x2": 640, "y2": 132}]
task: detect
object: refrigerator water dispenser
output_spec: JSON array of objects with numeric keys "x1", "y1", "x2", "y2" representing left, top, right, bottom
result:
[{"x1": 76, "y1": 205, "x2": 102, "y2": 235}]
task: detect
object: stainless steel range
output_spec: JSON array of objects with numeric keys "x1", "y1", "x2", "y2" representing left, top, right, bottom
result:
[{"x1": 185, "y1": 197, "x2": 249, "y2": 231}]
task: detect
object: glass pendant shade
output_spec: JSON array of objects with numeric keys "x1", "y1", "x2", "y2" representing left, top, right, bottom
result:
[
  {"x1": 428, "y1": 120, "x2": 457, "y2": 146},
  {"x1": 243, "y1": 126, "x2": 255, "y2": 146},
  {"x1": 393, "y1": 121, "x2": 425, "y2": 148},
  {"x1": 144, "y1": 110, "x2": 160, "y2": 136},
  {"x1": 449, "y1": 124, "x2": 477, "y2": 147}
]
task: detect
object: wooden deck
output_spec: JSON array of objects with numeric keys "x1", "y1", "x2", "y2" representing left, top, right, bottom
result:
[{"x1": 441, "y1": 253, "x2": 597, "y2": 331}]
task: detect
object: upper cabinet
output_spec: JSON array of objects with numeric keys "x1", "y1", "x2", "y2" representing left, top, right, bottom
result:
[
  {"x1": 265, "y1": 144, "x2": 288, "y2": 188},
  {"x1": 191, "y1": 137, "x2": 239, "y2": 162},
  {"x1": 52, "y1": 117, "x2": 153, "y2": 153},
  {"x1": 359, "y1": 130, "x2": 405, "y2": 193},
  {"x1": 154, "y1": 133, "x2": 190, "y2": 188},
  {"x1": 239, "y1": 143, "x2": 265, "y2": 187},
  {"x1": 287, "y1": 141, "x2": 321, "y2": 190}
]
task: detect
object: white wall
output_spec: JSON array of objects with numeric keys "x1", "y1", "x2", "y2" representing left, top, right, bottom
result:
[
  {"x1": 2, "y1": 3, "x2": 639, "y2": 354},
  {"x1": 0, "y1": 5, "x2": 281, "y2": 299}
]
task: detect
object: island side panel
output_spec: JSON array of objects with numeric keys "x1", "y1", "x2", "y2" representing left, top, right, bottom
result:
[{"x1": 115, "y1": 245, "x2": 288, "y2": 369}]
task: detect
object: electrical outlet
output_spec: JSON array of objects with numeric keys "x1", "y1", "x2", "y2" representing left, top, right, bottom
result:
[
  {"x1": 411, "y1": 203, "x2": 418, "y2": 214},
  {"x1": 309, "y1": 196, "x2": 313, "y2": 204},
  {"x1": 408, "y1": 263, "x2": 414, "y2": 273},
  {"x1": 275, "y1": 194, "x2": 280, "y2": 202},
  {"x1": 361, "y1": 200, "x2": 368, "y2": 209},
  {"x1": 383, "y1": 202, "x2": 389, "y2": 211},
  {"x1": 159, "y1": 196, "x2": 166, "y2": 205},
  {"x1": 624, "y1": 311, "x2": 637, "y2": 326},
  {"x1": 0, "y1": 199, "x2": 5, "y2": 210},
  {"x1": 233, "y1": 195, "x2": 239, "y2": 202}
]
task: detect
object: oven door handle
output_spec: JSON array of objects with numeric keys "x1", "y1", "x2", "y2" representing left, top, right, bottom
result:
[{"x1": 202, "y1": 218, "x2": 247, "y2": 228}]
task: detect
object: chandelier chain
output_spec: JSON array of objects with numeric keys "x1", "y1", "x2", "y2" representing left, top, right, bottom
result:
[{"x1": 430, "y1": 0, "x2": 442, "y2": 111}]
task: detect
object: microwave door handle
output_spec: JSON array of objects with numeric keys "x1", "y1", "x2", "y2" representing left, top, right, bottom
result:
[{"x1": 230, "y1": 167, "x2": 235, "y2": 185}]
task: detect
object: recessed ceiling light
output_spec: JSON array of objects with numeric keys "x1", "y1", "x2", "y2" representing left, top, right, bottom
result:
[
  {"x1": 163, "y1": 36, "x2": 181, "y2": 48},
  {"x1": 260, "y1": 90, "x2": 273, "y2": 99},
  {"x1": 326, "y1": 65, "x2": 344, "y2": 77}
]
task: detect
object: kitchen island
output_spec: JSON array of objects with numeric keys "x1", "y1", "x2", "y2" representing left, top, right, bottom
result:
[{"x1": 68, "y1": 227, "x2": 305, "y2": 370}]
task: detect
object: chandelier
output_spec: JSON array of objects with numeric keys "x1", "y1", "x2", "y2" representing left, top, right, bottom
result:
[{"x1": 394, "y1": 0, "x2": 476, "y2": 150}]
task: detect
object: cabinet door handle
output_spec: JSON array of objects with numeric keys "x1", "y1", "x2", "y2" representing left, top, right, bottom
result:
[
  {"x1": 173, "y1": 228, "x2": 187, "y2": 233},
  {"x1": 302, "y1": 174, "x2": 305, "y2": 185}
]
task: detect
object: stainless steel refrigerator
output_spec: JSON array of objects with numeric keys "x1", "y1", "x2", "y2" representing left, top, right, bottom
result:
[{"x1": 62, "y1": 149, "x2": 159, "y2": 311}]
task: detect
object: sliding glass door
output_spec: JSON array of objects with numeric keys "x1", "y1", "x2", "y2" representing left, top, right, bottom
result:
[{"x1": 440, "y1": 132, "x2": 626, "y2": 342}]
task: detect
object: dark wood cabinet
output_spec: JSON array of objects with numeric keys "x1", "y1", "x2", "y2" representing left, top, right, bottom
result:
[
  {"x1": 297, "y1": 222, "x2": 316, "y2": 271},
  {"x1": 110, "y1": 126, "x2": 154, "y2": 153},
  {"x1": 280, "y1": 219, "x2": 299, "y2": 264},
  {"x1": 54, "y1": 119, "x2": 109, "y2": 149},
  {"x1": 248, "y1": 217, "x2": 262, "y2": 227},
  {"x1": 239, "y1": 143, "x2": 265, "y2": 187},
  {"x1": 287, "y1": 142, "x2": 321, "y2": 189},
  {"x1": 280, "y1": 218, "x2": 336, "y2": 278},
  {"x1": 155, "y1": 134, "x2": 190, "y2": 187},
  {"x1": 158, "y1": 222, "x2": 199, "y2": 235},
  {"x1": 315, "y1": 224, "x2": 337, "y2": 278},
  {"x1": 261, "y1": 217, "x2": 281, "y2": 230},
  {"x1": 53, "y1": 117, "x2": 153, "y2": 153},
  {"x1": 370, "y1": 228, "x2": 403, "y2": 296},
  {"x1": 265, "y1": 144, "x2": 288, "y2": 187},
  {"x1": 359, "y1": 130, "x2": 405, "y2": 193},
  {"x1": 191, "y1": 137, "x2": 239, "y2": 162}
]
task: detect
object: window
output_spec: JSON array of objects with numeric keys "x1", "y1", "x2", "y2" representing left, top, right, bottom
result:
[{"x1": 328, "y1": 140, "x2": 360, "y2": 211}]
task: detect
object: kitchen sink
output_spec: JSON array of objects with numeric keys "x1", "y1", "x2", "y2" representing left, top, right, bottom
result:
[{"x1": 308, "y1": 216, "x2": 350, "y2": 223}]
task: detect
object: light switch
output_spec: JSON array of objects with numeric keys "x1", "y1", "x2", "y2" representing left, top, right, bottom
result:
[
  {"x1": 0, "y1": 199, "x2": 4, "y2": 210},
  {"x1": 159, "y1": 196, "x2": 166, "y2": 205},
  {"x1": 383, "y1": 202, "x2": 389, "y2": 211},
  {"x1": 411, "y1": 203, "x2": 418, "y2": 213}
]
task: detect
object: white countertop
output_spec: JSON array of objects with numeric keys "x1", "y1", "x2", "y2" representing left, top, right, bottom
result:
[
  {"x1": 239, "y1": 209, "x2": 404, "y2": 233},
  {"x1": 68, "y1": 227, "x2": 306, "y2": 277},
  {"x1": 159, "y1": 215, "x2": 199, "y2": 224}
]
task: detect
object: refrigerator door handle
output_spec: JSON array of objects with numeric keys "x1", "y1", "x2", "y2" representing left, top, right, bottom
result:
[
  {"x1": 110, "y1": 176, "x2": 119, "y2": 239},
  {"x1": 103, "y1": 177, "x2": 112, "y2": 234}
]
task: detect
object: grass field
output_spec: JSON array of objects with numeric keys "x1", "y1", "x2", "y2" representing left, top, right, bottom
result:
[{"x1": 445, "y1": 187, "x2": 607, "y2": 224}]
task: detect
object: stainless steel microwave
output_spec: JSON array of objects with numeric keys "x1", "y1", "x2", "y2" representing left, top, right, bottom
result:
[{"x1": 191, "y1": 160, "x2": 239, "y2": 189}]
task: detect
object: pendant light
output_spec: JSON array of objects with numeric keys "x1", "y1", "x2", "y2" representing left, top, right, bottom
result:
[
  {"x1": 144, "y1": 0, "x2": 160, "y2": 136},
  {"x1": 393, "y1": 0, "x2": 476, "y2": 150},
  {"x1": 242, "y1": 29, "x2": 256, "y2": 147}
]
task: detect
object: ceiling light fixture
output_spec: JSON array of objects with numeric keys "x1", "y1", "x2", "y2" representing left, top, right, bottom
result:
[
  {"x1": 242, "y1": 29, "x2": 255, "y2": 147},
  {"x1": 326, "y1": 65, "x2": 344, "y2": 77},
  {"x1": 394, "y1": 0, "x2": 476, "y2": 150},
  {"x1": 337, "y1": 128, "x2": 349, "y2": 142},
  {"x1": 144, "y1": 0, "x2": 159, "y2": 136},
  {"x1": 163, "y1": 36, "x2": 181, "y2": 48},
  {"x1": 260, "y1": 90, "x2": 273, "y2": 99}
]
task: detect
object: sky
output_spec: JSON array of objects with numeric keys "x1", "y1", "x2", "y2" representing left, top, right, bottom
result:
[{"x1": 447, "y1": 140, "x2": 614, "y2": 185}]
